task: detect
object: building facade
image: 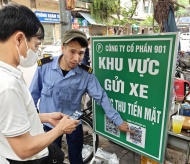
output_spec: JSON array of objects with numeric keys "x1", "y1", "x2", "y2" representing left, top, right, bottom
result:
[
  {"x1": 0, "y1": 0, "x2": 153, "y2": 45},
  {"x1": 0, "y1": 0, "x2": 61, "y2": 45},
  {"x1": 0, "y1": 0, "x2": 97, "y2": 45}
]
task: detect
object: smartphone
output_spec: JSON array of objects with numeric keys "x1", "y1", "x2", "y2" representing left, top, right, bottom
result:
[{"x1": 70, "y1": 110, "x2": 84, "y2": 120}]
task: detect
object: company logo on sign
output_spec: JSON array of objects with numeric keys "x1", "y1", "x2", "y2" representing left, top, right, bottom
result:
[{"x1": 96, "y1": 43, "x2": 103, "y2": 53}]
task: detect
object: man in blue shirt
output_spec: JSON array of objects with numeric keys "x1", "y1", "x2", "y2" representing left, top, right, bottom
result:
[{"x1": 30, "y1": 29, "x2": 132, "y2": 164}]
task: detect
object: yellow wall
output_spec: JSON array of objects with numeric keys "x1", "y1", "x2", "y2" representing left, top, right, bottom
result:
[
  {"x1": 35, "y1": 0, "x2": 59, "y2": 12},
  {"x1": 11, "y1": 0, "x2": 59, "y2": 12},
  {"x1": 12, "y1": 0, "x2": 30, "y2": 7}
]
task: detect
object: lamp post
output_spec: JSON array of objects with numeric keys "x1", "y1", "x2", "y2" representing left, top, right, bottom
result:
[{"x1": 58, "y1": 0, "x2": 72, "y2": 40}]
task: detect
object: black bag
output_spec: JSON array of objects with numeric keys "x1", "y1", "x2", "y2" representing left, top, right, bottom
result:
[{"x1": 7, "y1": 143, "x2": 64, "y2": 164}]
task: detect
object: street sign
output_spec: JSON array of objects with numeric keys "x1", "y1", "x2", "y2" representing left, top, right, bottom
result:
[
  {"x1": 34, "y1": 11, "x2": 60, "y2": 23},
  {"x1": 92, "y1": 33, "x2": 179, "y2": 163}
]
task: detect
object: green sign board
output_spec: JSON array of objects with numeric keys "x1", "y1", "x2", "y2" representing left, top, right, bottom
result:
[{"x1": 92, "y1": 33, "x2": 179, "y2": 163}]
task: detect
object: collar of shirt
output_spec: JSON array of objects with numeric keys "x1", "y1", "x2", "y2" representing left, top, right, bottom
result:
[
  {"x1": 51, "y1": 55, "x2": 83, "y2": 75},
  {"x1": 0, "y1": 61, "x2": 22, "y2": 79}
]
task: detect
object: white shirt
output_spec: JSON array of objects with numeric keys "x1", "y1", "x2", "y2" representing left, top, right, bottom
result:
[
  {"x1": 0, "y1": 61, "x2": 48, "y2": 162},
  {"x1": 0, "y1": 156, "x2": 9, "y2": 164}
]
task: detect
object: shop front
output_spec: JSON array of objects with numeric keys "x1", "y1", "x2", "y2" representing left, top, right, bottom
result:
[
  {"x1": 34, "y1": 11, "x2": 60, "y2": 45},
  {"x1": 77, "y1": 12, "x2": 107, "y2": 36}
]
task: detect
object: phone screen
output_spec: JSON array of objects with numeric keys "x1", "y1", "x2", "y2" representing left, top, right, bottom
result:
[{"x1": 70, "y1": 110, "x2": 84, "y2": 120}]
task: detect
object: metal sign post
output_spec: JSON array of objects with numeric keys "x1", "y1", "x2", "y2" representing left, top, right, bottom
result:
[
  {"x1": 58, "y1": 0, "x2": 72, "y2": 39},
  {"x1": 92, "y1": 33, "x2": 179, "y2": 163}
]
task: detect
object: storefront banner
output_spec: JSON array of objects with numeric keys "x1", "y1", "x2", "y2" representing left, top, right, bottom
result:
[
  {"x1": 34, "y1": 11, "x2": 60, "y2": 23},
  {"x1": 92, "y1": 33, "x2": 179, "y2": 163}
]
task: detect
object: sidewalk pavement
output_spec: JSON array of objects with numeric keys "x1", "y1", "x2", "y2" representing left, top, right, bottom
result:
[
  {"x1": 94, "y1": 135, "x2": 141, "y2": 164},
  {"x1": 93, "y1": 135, "x2": 187, "y2": 164}
]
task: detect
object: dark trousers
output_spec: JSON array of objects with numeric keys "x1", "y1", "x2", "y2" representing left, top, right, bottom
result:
[{"x1": 44, "y1": 124, "x2": 83, "y2": 164}]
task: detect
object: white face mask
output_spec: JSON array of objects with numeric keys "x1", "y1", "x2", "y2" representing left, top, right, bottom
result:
[{"x1": 16, "y1": 38, "x2": 38, "y2": 67}]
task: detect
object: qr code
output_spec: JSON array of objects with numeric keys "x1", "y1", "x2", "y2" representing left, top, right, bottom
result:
[
  {"x1": 130, "y1": 126, "x2": 142, "y2": 144},
  {"x1": 126, "y1": 124, "x2": 146, "y2": 148},
  {"x1": 105, "y1": 116, "x2": 120, "y2": 137}
]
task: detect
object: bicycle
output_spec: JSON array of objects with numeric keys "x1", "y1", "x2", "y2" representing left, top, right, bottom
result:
[
  {"x1": 175, "y1": 53, "x2": 190, "y2": 82},
  {"x1": 175, "y1": 65, "x2": 186, "y2": 80},
  {"x1": 61, "y1": 102, "x2": 99, "y2": 164}
]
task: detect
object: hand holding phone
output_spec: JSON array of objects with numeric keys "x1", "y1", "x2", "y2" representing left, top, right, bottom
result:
[{"x1": 70, "y1": 110, "x2": 84, "y2": 120}]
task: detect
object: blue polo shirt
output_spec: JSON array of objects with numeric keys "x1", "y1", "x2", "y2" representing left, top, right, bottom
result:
[{"x1": 30, "y1": 55, "x2": 123, "y2": 128}]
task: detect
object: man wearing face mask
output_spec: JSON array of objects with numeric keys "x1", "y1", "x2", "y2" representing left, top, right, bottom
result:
[
  {"x1": 0, "y1": 3, "x2": 80, "y2": 164},
  {"x1": 17, "y1": 37, "x2": 39, "y2": 67}
]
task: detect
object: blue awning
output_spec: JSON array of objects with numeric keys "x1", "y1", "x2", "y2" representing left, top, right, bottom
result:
[{"x1": 78, "y1": 12, "x2": 105, "y2": 26}]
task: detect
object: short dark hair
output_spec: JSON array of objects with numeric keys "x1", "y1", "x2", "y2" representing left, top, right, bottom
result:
[{"x1": 0, "y1": 3, "x2": 44, "y2": 42}]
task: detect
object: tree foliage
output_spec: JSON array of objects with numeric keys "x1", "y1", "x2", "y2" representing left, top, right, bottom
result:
[
  {"x1": 119, "y1": 0, "x2": 138, "y2": 25},
  {"x1": 89, "y1": 0, "x2": 117, "y2": 24},
  {"x1": 152, "y1": 0, "x2": 186, "y2": 32},
  {"x1": 175, "y1": 0, "x2": 189, "y2": 17},
  {"x1": 89, "y1": 0, "x2": 138, "y2": 26},
  {"x1": 89, "y1": 0, "x2": 189, "y2": 33},
  {"x1": 140, "y1": 15, "x2": 154, "y2": 27}
]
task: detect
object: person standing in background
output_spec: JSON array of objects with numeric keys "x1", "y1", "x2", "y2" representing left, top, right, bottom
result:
[{"x1": 82, "y1": 35, "x2": 91, "y2": 66}]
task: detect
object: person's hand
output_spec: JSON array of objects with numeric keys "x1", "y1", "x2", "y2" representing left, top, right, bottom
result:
[
  {"x1": 118, "y1": 121, "x2": 134, "y2": 134},
  {"x1": 48, "y1": 112, "x2": 66, "y2": 127},
  {"x1": 57, "y1": 116, "x2": 80, "y2": 134}
]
